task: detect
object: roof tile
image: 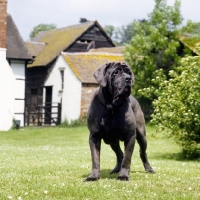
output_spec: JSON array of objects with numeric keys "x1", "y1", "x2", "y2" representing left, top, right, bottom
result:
[
  {"x1": 6, "y1": 14, "x2": 32, "y2": 60},
  {"x1": 25, "y1": 41, "x2": 46, "y2": 57},
  {"x1": 28, "y1": 21, "x2": 97, "y2": 67},
  {"x1": 62, "y1": 52, "x2": 125, "y2": 84}
]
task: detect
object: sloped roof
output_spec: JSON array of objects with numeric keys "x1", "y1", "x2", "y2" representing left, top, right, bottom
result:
[
  {"x1": 89, "y1": 46, "x2": 125, "y2": 54},
  {"x1": 179, "y1": 35, "x2": 200, "y2": 56},
  {"x1": 6, "y1": 14, "x2": 32, "y2": 60},
  {"x1": 61, "y1": 52, "x2": 125, "y2": 84},
  {"x1": 25, "y1": 41, "x2": 46, "y2": 57},
  {"x1": 28, "y1": 21, "x2": 111, "y2": 68}
]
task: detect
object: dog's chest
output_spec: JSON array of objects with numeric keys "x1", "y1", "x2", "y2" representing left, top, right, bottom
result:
[
  {"x1": 100, "y1": 112, "x2": 122, "y2": 129},
  {"x1": 100, "y1": 109, "x2": 135, "y2": 143}
]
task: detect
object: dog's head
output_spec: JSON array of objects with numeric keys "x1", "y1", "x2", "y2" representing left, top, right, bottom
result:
[{"x1": 94, "y1": 62, "x2": 134, "y2": 106}]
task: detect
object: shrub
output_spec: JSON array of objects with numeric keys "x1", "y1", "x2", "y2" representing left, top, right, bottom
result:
[
  {"x1": 142, "y1": 56, "x2": 200, "y2": 158},
  {"x1": 11, "y1": 119, "x2": 19, "y2": 130}
]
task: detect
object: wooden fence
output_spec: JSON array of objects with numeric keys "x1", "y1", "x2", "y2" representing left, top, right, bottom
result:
[{"x1": 25, "y1": 102, "x2": 61, "y2": 126}]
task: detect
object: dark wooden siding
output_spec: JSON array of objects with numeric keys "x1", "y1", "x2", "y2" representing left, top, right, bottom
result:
[
  {"x1": 26, "y1": 59, "x2": 55, "y2": 106},
  {"x1": 66, "y1": 25, "x2": 114, "y2": 52},
  {"x1": 26, "y1": 67, "x2": 47, "y2": 106}
]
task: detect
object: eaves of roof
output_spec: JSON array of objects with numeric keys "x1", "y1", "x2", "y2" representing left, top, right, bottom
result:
[
  {"x1": 179, "y1": 35, "x2": 200, "y2": 56},
  {"x1": 89, "y1": 46, "x2": 125, "y2": 54},
  {"x1": 25, "y1": 41, "x2": 46, "y2": 57}
]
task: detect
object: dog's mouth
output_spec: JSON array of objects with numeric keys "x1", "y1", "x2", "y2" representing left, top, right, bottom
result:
[
  {"x1": 113, "y1": 86, "x2": 131, "y2": 105},
  {"x1": 124, "y1": 86, "x2": 131, "y2": 96}
]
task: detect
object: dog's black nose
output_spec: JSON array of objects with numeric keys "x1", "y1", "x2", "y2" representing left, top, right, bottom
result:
[{"x1": 125, "y1": 77, "x2": 131, "y2": 83}]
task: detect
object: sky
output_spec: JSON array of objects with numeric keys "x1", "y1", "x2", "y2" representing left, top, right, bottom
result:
[{"x1": 7, "y1": 0, "x2": 200, "y2": 41}]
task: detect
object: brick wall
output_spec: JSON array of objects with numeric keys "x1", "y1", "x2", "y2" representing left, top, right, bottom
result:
[
  {"x1": 0, "y1": 0, "x2": 7, "y2": 48},
  {"x1": 80, "y1": 83, "x2": 98, "y2": 118}
]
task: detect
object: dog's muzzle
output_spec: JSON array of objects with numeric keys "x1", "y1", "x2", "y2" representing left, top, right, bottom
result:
[{"x1": 112, "y1": 74, "x2": 132, "y2": 105}]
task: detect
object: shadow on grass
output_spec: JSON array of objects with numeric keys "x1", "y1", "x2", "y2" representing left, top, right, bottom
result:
[
  {"x1": 152, "y1": 152, "x2": 200, "y2": 162},
  {"x1": 82, "y1": 169, "x2": 117, "y2": 180},
  {"x1": 82, "y1": 169, "x2": 148, "y2": 181}
]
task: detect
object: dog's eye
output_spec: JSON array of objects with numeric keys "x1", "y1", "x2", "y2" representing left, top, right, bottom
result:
[
  {"x1": 124, "y1": 68, "x2": 131, "y2": 75},
  {"x1": 114, "y1": 70, "x2": 119, "y2": 75},
  {"x1": 114, "y1": 67, "x2": 122, "y2": 75}
]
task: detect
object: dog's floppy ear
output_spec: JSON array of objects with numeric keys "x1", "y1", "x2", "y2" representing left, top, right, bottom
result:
[{"x1": 94, "y1": 63, "x2": 112, "y2": 87}]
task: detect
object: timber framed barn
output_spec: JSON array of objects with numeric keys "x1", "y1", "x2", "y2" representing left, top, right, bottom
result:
[{"x1": 25, "y1": 20, "x2": 116, "y2": 126}]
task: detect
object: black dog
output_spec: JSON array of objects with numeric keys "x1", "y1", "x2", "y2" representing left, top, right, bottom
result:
[{"x1": 85, "y1": 62, "x2": 155, "y2": 181}]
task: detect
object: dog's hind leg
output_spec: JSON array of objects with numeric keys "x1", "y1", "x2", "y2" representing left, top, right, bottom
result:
[
  {"x1": 110, "y1": 142, "x2": 124, "y2": 174},
  {"x1": 136, "y1": 127, "x2": 155, "y2": 173}
]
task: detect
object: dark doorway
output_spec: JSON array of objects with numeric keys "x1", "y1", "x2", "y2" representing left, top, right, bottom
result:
[
  {"x1": 45, "y1": 86, "x2": 52, "y2": 124},
  {"x1": 31, "y1": 88, "x2": 38, "y2": 106}
]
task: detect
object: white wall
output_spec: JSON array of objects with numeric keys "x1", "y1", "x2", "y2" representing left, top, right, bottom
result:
[
  {"x1": 0, "y1": 48, "x2": 15, "y2": 131},
  {"x1": 44, "y1": 55, "x2": 82, "y2": 123},
  {"x1": 10, "y1": 60, "x2": 26, "y2": 126}
]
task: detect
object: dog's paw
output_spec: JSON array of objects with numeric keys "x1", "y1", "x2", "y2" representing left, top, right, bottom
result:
[
  {"x1": 84, "y1": 171, "x2": 100, "y2": 182},
  {"x1": 84, "y1": 176, "x2": 100, "y2": 182},
  {"x1": 145, "y1": 167, "x2": 156, "y2": 173},
  {"x1": 144, "y1": 163, "x2": 156, "y2": 173},
  {"x1": 110, "y1": 165, "x2": 121, "y2": 174},
  {"x1": 146, "y1": 169, "x2": 156, "y2": 173},
  {"x1": 117, "y1": 168, "x2": 130, "y2": 181},
  {"x1": 117, "y1": 176, "x2": 129, "y2": 181}
]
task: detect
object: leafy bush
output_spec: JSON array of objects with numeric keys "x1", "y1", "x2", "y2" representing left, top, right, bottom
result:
[
  {"x1": 11, "y1": 119, "x2": 19, "y2": 130},
  {"x1": 124, "y1": 0, "x2": 192, "y2": 119},
  {"x1": 142, "y1": 56, "x2": 200, "y2": 158}
]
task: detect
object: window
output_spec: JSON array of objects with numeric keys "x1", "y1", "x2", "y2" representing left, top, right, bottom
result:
[
  {"x1": 76, "y1": 39, "x2": 92, "y2": 44},
  {"x1": 59, "y1": 67, "x2": 65, "y2": 91},
  {"x1": 60, "y1": 70, "x2": 64, "y2": 90}
]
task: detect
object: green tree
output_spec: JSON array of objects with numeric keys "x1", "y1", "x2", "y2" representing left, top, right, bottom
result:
[
  {"x1": 104, "y1": 25, "x2": 122, "y2": 45},
  {"x1": 104, "y1": 25, "x2": 115, "y2": 38},
  {"x1": 179, "y1": 21, "x2": 200, "y2": 36},
  {"x1": 30, "y1": 24, "x2": 57, "y2": 40},
  {"x1": 104, "y1": 20, "x2": 148, "y2": 46},
  {"x1": 190, "y1": 22, "x2": 200, "y2": 35},
  {"x1": 115, "y1": 19, "x2": 149, "y2": 45},
  {"x1": 148, "y1": 57, "x2": 200, "y2": 158},
  {"x1": 115, "y1": 23, "x2": 134, "y2": 45},
  {"x1": 124, "y1": 0, "x2": 192, "y2": 119}
]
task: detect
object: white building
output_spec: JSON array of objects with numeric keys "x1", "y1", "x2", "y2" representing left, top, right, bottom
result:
[
  {"x1": 6, "y1": 14, "x2": 32, "y2": 127},
  {"x1": 0, "y1": 0, "x2": 32, "y2": 130},
  {"x1": 44, "y1": 50, "x2": 124, "y2": 124}
]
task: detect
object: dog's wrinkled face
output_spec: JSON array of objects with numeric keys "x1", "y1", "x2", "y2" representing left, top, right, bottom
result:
[
  {"x1": 110, "y1": 64, "x2": 133, "y2": 105},
  {"x1": 94, "y1": 62, "x2": 134, "y2": 106}
]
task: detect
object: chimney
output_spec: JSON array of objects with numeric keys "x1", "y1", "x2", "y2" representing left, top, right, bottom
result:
[{"x1": 0, "y1": 0, "x2": 7, "y2": 48}]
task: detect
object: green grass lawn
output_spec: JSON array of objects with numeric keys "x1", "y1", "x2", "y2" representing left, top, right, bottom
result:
[{"x1": 0, "y1": 125, "x2": 199, "y2": 200}]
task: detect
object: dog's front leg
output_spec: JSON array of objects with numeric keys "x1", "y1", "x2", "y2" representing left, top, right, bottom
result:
[
  {"x1": 117, "y1": 134, "x2": 136, "y2": 181},
  {"x1": 84, "y1": 134, "x2": 101, "y2": 181}
]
